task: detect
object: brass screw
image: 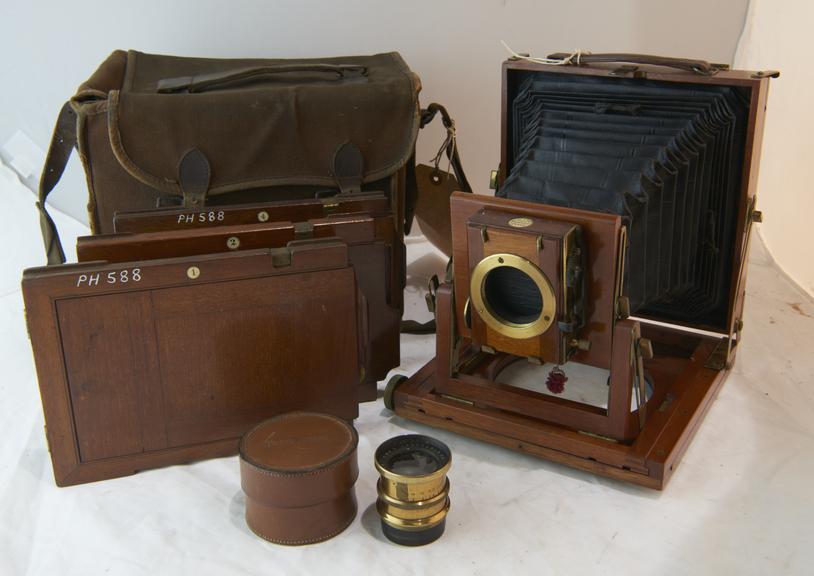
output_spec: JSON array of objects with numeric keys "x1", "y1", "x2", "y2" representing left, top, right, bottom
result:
[
  {"x1": 489, "y1": 169, "x2": 498, "y2": 190},
  {"x1": 257, "y1": 211, "x2": 269, "y2": 222},
  {"x1": 186, "y1": 266, "x2": 201, "y2": 279},
  {"x1": 639, "y1": 338, "x2": 654, "y2": 360},
  {"x1": 227, "y1": 236, "x2": 241, "y2": 250}
]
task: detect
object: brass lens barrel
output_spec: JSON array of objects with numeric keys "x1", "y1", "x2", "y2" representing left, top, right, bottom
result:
[{"x1": 374, "y1": 434, "x2": 452, "y2": 546}]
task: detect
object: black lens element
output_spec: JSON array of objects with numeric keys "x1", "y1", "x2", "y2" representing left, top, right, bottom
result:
[
  {"x1": 483, "y1": 265, "x2": 543, "y2": 324},
  {"x1": 381, "y1": 518, "x2": 447, "y2": 547}
]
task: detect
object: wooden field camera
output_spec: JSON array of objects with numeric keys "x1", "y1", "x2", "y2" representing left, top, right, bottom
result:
[
  {"x1": 390, "y1": 193, "x2": 653, "y2": 442},
  {"x1": 386, "y1": 55, "x2": 776, "y2": 489},
  {"x1": 455, "y1": 196, "x2": 650, "y2": 443}
]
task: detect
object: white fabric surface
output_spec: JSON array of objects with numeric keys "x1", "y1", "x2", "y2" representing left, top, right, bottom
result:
[{"x1": 1, "y1": 166, "x2": 812, "y2": 575}]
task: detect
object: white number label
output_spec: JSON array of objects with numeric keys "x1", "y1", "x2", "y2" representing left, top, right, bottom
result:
[
  {"x1": 76, "y1": 268, "x2": 142, "y2": 288},
  {"x1": 176, "y1": 211, "x2": 225, "y2": 225}
]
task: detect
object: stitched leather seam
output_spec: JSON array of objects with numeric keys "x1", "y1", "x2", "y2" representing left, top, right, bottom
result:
[
  {"x1": 241, "y1": 450, "x2": 357, "y2": 478},
  {"x1": 246, "y1": 511, "x2": 355, "y2": 546}
]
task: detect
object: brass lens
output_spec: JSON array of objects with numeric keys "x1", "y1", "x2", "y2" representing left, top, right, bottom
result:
[{"x1": 374, "y1": 434, "x2": 452, "y2": 546}]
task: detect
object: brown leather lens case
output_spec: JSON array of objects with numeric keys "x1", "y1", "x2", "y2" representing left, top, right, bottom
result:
[{"x1": 239, "y1": 412, "x2": 359, "y2": 545}]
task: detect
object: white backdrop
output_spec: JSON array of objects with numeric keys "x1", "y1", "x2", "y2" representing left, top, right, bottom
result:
[
  {"x1": 0, "y1": 0, "x2": 748, "y2": 223},
  {"x1": 735, "y1": 0, "x2": 814, "y2": 297}
]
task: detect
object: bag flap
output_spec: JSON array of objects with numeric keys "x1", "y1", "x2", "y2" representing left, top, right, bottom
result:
[{"x1": 105, "y1": 50, "x2": 421, "y2": 197}]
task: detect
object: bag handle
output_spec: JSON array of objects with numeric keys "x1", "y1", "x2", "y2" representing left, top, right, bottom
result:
[
  {"x1": 157, "y1": 64, "x2": 368, "y2": 94},
  {"x1": 546, "y1": 52, "x2": 720, "y2": 75},
  {"x1": 36, "y1": 101, "x2": 76, "y2": 265}
]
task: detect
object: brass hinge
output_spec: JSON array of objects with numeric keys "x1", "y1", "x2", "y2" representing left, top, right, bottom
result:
[
  {"x1": 616, "y1": 296, "x2": 631, "y2": 320},
  {"x1": 44, "y1": 425, "x2": 51, "y2": 453},
  {"x1": 705, "y1": 336, "x2": 732, "y2": 371},
  {"x1": 321, "y1": 199, "x2": 339, "y2": 214},
  {"x1": 489, "y1": 170, "x2": 498, "y2": 190},
  {"x1": 293, "y1": 222, "x2": 314, "y2": 239},
  {"x1": 270, "y1": 248, "x2": 292, "y2": 268}
]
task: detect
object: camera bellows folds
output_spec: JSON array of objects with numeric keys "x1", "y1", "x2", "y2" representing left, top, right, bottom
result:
[{"x1": 498, "y1": 73, "x2": 749, "y2": 328}]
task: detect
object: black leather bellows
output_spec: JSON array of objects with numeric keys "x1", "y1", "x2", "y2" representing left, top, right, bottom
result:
[{"x1": 498, "y1": 71, "x2": 749, "y2": 328}]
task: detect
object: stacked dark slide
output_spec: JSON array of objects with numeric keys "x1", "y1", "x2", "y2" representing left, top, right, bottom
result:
[{"x1": 498, "y1": 73, "x2": 750, "y2": 328}]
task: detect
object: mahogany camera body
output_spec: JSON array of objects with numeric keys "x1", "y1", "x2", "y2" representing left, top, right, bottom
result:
[
  {"x1": 465, "y1": 208, "x2": 586, "y2": 364},
  {"x1": 388, "y1": 56, "x2": 774, "y2": 489}
]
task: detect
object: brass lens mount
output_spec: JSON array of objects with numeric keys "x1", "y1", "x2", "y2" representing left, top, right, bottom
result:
[
  {"x1": 470, "y1": 253, "x2": 556, "y2": 339},
  {"x1": 374, "y1": 434, "x2": 452, "y2": 546}
]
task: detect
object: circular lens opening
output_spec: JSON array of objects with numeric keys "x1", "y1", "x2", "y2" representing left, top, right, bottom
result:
[
  {"x1": 376, "y1": 435, "x2": 451, "y2": 477},
  {"x1": 483, "y1": 265, "x2": 544, "y2": 325},
  {"x1": 387, "y1": 449, "x2": 443, "y2": 476}
]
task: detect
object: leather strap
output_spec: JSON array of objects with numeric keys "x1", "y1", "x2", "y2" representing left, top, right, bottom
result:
[
  {"x1": 404, "y1": 148, "x2": 419, "y2": 235},
  {"x1": 405, "y1": 102, "x2": 473, "y2": 235},
  {"x1": 332, "y1": 142, "x2": 364, "y2": 194},
  {"x1": 546, "y1": 52, "x2": 720, "y2": 75},
  {"x1": 157, "y1": 64, "x2": 368, "y2": 94},
  {"x1": 400, "y1": 259, "x2": 453, "y2": 335},
  {"x1": 420, "y1": 103, "x2": 472, "y2": 193},
  {"x1": 36, "y1": 101, "x2": 77, "y2": 265},
  {"x1": 401, "y1": 107, "x2": 469, "y2": 333},
  {"x1": 400, "y1": 319, "x2": 436, "y2": 334},
  {"x1": 177, "y1": 148, "x2": 211, "y2": 207},
  {"x1": 36, "y1": 100, "x2": 472, "y2": 268}
]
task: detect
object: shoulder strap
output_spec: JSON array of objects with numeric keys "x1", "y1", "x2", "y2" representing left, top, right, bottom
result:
[
  {"x1": 401, "y1": 104, "x2": 470, "y2": 333},
  {"x1": 404, "y1": 103, "x2": 472, "y2": 235},
  {"x1": 38, "y1": 102, "x2": 471, "y2": 267},
  {"x1": 419, "y1": 103, "x2": 472, "y2": 193},
  {"x1": 37, "y1": 102, "x2": 77, "y2": 265}
]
